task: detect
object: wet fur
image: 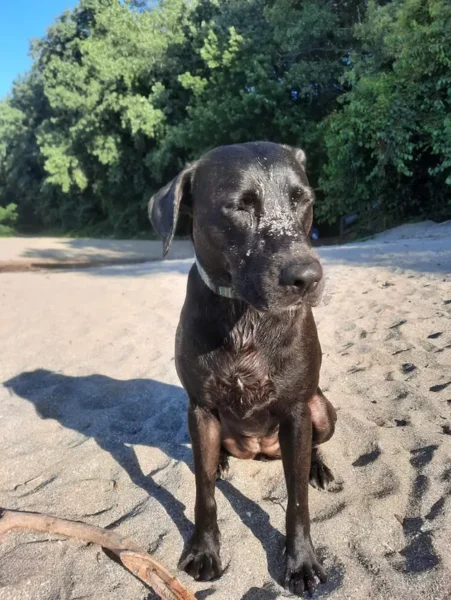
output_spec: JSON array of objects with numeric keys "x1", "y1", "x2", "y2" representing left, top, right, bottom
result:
[{"x1": 149, "y1": 142, "x2": 337, "y2": 596}]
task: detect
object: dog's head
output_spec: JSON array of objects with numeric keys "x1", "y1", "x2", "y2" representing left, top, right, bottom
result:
[{"x1": 149, "y1": 141, "x2": 323, "y2": 312}]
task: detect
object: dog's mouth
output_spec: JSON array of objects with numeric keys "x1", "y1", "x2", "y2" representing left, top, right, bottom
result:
[
  {"x1": 297, "y1": 276, "x2": 325, "y2": 307},
  {"x1": 234, "y1": 276, "x2": 324, "y2": 313}
]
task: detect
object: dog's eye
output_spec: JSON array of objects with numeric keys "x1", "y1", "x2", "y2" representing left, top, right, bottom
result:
[
  {"x1": 290, "y1": 187, "x2": 304, "y2": 203},
  {"x1": 237, "y1": 191, "x2": 258, "y2": 212},
  {"x1": 290, "y1": 186, "x2": 314, "y2": 205}
]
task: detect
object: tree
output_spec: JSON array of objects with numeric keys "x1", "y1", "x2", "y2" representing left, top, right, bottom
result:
[
  {"x1": 0, "y1": 72, "x2": 47, "y2": 230},
  {"x1": 3, "y1": 0, "x2": 448, "y2": 238},
  {"x1": 319, "y1": 0, "x2": 451, "y2": 225}
]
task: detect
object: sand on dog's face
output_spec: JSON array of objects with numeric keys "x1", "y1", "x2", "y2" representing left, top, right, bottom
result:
[{"x1": 1, "y1": 222, "x2": 451, "y2": 599}]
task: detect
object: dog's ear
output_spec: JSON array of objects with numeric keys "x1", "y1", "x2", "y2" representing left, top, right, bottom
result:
[
  {"x1": 148, "y1": 162, "x2": 197, "y2": 258},
  {"x1": 282, "y1": 145, "x2": 307, "y2": 170},
  {"x1": 292, "y1": 147, "x2": 307, "y2": 169}
]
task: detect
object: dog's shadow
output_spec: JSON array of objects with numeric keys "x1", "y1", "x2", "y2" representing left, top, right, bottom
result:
[
  {"x1": 4, "y1": 370, "x2": 288, "y2": 579},
  {"x1": 4, "y1": 369, "x2": 344, "y2": 595},
  {"x1": 4, "y1": 370, "x2": 194, "y2": 535}
]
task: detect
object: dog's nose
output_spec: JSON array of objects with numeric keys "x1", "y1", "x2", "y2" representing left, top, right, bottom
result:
[{"x1": 280, "y1": 261, "x2": 322, "y2": 294}]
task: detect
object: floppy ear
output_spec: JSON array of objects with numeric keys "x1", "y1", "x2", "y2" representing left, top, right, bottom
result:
[
  {"x1": 282, "y1": 145, "x2": 307, "y2": 169},
  {"x1": 148, "y1": 162, "x2": 197, "y2": 258}
]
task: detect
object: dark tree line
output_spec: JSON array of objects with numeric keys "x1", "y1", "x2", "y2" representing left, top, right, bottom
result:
[{"x1": 0, "y1": 0, "x2": 450, "y2": 237}]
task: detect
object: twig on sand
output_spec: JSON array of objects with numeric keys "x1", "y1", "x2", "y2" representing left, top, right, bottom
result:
[{"x1": 0, "y1": 507, "x2": 196, "y2": 600}]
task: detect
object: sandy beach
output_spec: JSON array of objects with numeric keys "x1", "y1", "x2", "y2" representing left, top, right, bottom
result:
[{"x1": 1, "y1": 220, "x2": 451, "y2": 600}]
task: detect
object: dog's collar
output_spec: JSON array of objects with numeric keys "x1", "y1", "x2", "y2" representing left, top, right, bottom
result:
[{"x1": 195, "y1": 256, "x2": 236, "y2": 299}]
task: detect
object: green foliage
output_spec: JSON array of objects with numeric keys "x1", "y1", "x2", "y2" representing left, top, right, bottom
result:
[
  {"x1": 0, "y1": 0, "x2": 450, "y2": 237},
  {"x1": 319, "y1": 0, "x2": 451, "y2": 225},
  {"x1": 0, "y1": 203, "x2": 18, "y2": 235},
  {"x1": 0, "y1": 203, "x2": 18, "y2": 224}
]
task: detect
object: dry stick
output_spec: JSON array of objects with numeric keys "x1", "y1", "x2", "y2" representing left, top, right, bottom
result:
[{"x1": 0, "y1": 508, "x2": 196, "y2": 600}]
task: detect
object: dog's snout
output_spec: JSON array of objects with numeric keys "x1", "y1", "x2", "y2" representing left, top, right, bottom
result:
[{"x1": 280, "y1": 261, "x2": 322, "y2": 295}]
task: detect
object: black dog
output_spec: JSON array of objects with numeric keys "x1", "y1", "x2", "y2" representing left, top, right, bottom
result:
[{"x1": 149, "y1": 142, "x2": 337, "y2": 596}]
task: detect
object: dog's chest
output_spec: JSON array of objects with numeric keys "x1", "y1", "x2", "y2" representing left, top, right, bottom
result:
[{"x1": 203, "y1": 312, "x2": 285, "y2": 418}]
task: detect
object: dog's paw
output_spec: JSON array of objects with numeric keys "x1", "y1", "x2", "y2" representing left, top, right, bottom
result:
[
  {"x1": 284, "y1": 545, "x2": 326, "y2": 596},
  {"x1": 178, "y1": 532, "x2": 222, "y2": 581},
  {"x1": 216, "y1": 452, "x2": 230, "y2": 480},
  {"x1": 309, "y1": 450, "x2": 340, "y2": 492}
]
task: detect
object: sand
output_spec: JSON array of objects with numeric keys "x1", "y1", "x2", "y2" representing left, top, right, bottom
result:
[
  {"x1": 1, "y1": 221, "x2": 450, "y2": 599},
  {"x1": 0, "y1": 237, "x2": 193, "y2": 272}
]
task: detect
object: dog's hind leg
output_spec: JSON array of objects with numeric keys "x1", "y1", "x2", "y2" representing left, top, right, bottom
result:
[
  {"x1": 216, "y1": 448, "x2": 230, "y2": 480},
  {"x1": 308, "y1": 389, "x2": 339, "y2": 491},
  {"x1": 309, "y1": 448, "x2": 336, "y2": 491},
  {"x1": 310, "y1": 388, "x2": 337, "y2": 446}
]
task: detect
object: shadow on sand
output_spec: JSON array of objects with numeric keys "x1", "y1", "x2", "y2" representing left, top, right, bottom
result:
[{"x1": 4, "y1": 369, "x2": 344, "y2": 597}]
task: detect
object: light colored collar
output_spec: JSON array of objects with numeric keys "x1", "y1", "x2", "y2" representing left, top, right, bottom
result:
[{"x1": 195, "y1": 256, "x2": 236, "y2": 299}]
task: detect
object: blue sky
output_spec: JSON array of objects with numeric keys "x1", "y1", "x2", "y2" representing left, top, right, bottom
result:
[{"x1": 0, "y1": 0, "x2": 76, "y2": 99}]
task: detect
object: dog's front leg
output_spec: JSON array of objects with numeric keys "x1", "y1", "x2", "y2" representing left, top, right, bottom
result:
[
  {"x1": 178, "y1": 404, "x2": 222, "y2": 581},
  {"x1": 280, "y1": 404, "x2": 326, "y2": 596}
]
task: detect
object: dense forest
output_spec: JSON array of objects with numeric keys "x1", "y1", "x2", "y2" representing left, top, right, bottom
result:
[{"x1": 0, "y1": 0, "x2": 450, "y2": 238}]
